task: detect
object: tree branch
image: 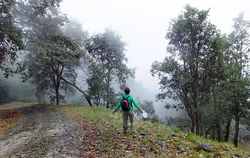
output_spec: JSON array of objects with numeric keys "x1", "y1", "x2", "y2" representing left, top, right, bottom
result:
[{"x1": 61, "y1": 77, "x2": 92, "y2": 106}]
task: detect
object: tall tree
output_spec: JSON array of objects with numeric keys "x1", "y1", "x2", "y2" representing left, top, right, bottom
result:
[
  {"x1": 24, "y1": 34, "x2": 82, "y2": 105},
  {"x1": 0, "y1": 0, "x2": 62, "y2": 76},
  {"x1": 22, "y1": 8, "x2": 84, "y2": 105},
  {"x1": 225, "y1": 14, "x2": 250, "y2": 146},
  {"x1": 86, "y1": 62, "x2": 105, "y2": 105},
  {"x1": 85, "y1": 30, "x2": 132, "y2": 107},
  {"x1": 0, "y1": 0, "x2": 63, "y2": 103},
  {"x1": 0, "y1": 0, "x2": 23, "y2": 76},
  {"x1": 151, "y1": 6, "x2": 220, "y2": 134}
]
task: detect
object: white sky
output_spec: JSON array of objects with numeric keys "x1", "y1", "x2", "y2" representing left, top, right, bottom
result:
[{"x1": 61, "y1": 0, "x2": 250, "y2": 91}]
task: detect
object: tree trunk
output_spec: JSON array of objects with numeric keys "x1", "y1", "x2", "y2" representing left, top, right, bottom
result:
[
  {"x1": 198, "y1": 113, "x2": 203, "y2": 135},
  {"x1": 51, "y1": 65, "x2": 63, "y2": 105},
  {"x1": 205, "y1": 126, "x2": 213, "y2": 139},
  {"x1": 191, "y1": 114, "x2": 195, "y2": 133},
  {"x1": 85, "y1": 95, "x2": 93, "y2": 106},
  {"x1": 195, "y1": 112, "x2": 200, "y2": 135},
  {"x1": 234, "y1": 114, "x2": 240, "y2": 147},
  {"x1": 61, "y1": 77, "x2": 92, "y2": 106},
  {"x1": 106, "y1": 83, "x2": 110, "y2": 108},
  {"x1": 212, "y1": 128, "x2": 216, "y2": 140},
  {"x1": 216, "y1": 121, "x2": 222, "y2": 142},
  {"x1": 55, "y1": 86, "x2": 59, "y2": 105},
  {"x1": 105, "y1": 70, "x2": 111, "y2": 108},
  {"x1": 224, "y1": 118, "x2": 231, "y2": 142}
]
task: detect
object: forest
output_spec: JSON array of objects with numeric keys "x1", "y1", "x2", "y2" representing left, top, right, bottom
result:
[{"x1": 1, "y1": 0, "x2": 250, "y2": 157}]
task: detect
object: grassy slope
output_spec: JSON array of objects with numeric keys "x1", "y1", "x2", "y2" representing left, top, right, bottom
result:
[{"x1": 63, "y1": 106, "x2": 250, "y2": 158}]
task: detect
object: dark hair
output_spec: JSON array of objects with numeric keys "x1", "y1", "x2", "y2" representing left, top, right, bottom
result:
[{"x1": 124, "y1": 87, "x2": 130, "y2": 94}]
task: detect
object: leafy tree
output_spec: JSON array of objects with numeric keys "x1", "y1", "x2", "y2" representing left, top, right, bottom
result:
[
  {"x1": 86, "y1": 62, "x2": 106, "y2": 105},
  {"x1": 62, "y1": 20, "x2": 88, "y2": 46},
  {"x1": 15, "y1": 0, "x2": 62, "y2": 22},
  {"x1": 0, "y1": 0, "x2": 62, "y2": 76},
  {"x1": 61, "y1": 20, "x2": 94, "y2": 106},
  {"x1": 0, "y1": 0, "x2": 63, "y2": 103},
  {"x1": 85, "y1": 30, "x2": 133, "y2": 107},
  {"x1": 224, "y1": 14, "x2": 250, "y2": 146},
  {"x1": 152, "y1": 6, "x2": 250, "y2": 147},
  {"x1": 22, "y1": 8, "x2": 84, "y2": 105},
  {"x1": 0, "y1": 0, "x2": 23, "y2": 76},
  {"x1": 24, "y1": 34, "x2": 82, "y2": 105},
  {"x1": 198, "y1": 35, "x2": 229, "y2": 141},
  {"x1": 152, "y1": 6, "x2": 219, "y2": 134}
]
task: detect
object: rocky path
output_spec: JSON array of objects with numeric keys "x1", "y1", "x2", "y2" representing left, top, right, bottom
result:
[{"x1": 0, "y1": 104, "x2": 83, "y2": 158}]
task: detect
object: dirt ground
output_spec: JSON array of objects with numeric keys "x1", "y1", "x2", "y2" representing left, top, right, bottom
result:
[{"x1": 0, "y1": 104, "x2": 84, "y2": 158}]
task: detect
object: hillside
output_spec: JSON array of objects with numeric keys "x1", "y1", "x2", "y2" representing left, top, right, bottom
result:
[
  {"x1": 0, "y1": 103, "x2": 250, "y2": 158},
  {"x1": 63, "y1": 106, "x2": 250, "y2": 158}
]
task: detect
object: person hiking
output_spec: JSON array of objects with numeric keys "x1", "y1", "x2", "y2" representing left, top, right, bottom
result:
[{"x1": 113, "y1": 87, "x2": 143, "y2": 134}]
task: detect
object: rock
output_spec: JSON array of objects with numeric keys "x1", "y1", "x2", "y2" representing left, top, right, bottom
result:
[
  {"x1": 232, "y1": 154, "x2": 241, "y2": 158},
  {"x1": 171, "y1": 133, "x2": 177, "y2": 137},
  {"x1": 177, "y1": 146, "x2": 186, "y2": 154},
  {"x1": 196, "y1": 144, "x2": 213, "y2": 152}
]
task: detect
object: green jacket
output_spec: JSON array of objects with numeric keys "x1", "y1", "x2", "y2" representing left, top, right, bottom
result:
[{"x1": 114, "y1": 94, "x2": 140, "y2": 112}]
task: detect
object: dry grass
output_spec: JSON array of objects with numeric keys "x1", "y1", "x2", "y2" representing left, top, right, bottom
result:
[{"x1": 0, "y1": 111, "x2": 21, "y2": 136}]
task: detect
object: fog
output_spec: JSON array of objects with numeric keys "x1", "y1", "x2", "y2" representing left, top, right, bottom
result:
[
  {"x1": 0, "y1": 76, "x2": 35, "y2": 103},
  {"x1": 59, "y1": 0, "x2": 250, "y2": 120},
  {"x1": 61, "y1": 0, "x2": 250, "y2": 91},
  {"x1": 2, "y1": 0, "x2": 250, "y2": 121},
  {"x1": 1, "y1": 0, "x2": 250, "y2": 154}
]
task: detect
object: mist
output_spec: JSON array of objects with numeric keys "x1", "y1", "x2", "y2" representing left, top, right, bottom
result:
[{"x1": 0, "y1": 75, "x2": 35, "y2": 103}]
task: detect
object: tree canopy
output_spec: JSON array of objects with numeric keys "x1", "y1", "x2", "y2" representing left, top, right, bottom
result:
[{"x1": 152, "y1": 6, "x2": 250, "y2": 146}]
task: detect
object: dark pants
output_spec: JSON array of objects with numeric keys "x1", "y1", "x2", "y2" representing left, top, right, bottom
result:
[{"x1": 123, "y1": 111, "x2": 134, "y2": 133}]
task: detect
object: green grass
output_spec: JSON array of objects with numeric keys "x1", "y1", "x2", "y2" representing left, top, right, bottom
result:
[{"x1": 63, "y1": 105, "x2": 250, "y2": 158}]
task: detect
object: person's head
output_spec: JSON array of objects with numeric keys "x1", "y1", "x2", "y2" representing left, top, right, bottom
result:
[{"x1": 124, "y1": 87, "x2": 130, "y2": 95}]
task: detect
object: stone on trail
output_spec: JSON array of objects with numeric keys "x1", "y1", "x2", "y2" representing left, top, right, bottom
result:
[{"x1": 196, "y1": 144, "x2": 213, "y2": 152}]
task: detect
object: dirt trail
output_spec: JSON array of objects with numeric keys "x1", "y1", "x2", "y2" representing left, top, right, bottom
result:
[{"x1": 0, "y1": 104, "x2": 83, "y2": 158}]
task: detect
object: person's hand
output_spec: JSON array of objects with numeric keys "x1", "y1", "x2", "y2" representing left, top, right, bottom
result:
[{"x1": 142, "y1": 111, "x2": 148, "y2": 119}]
